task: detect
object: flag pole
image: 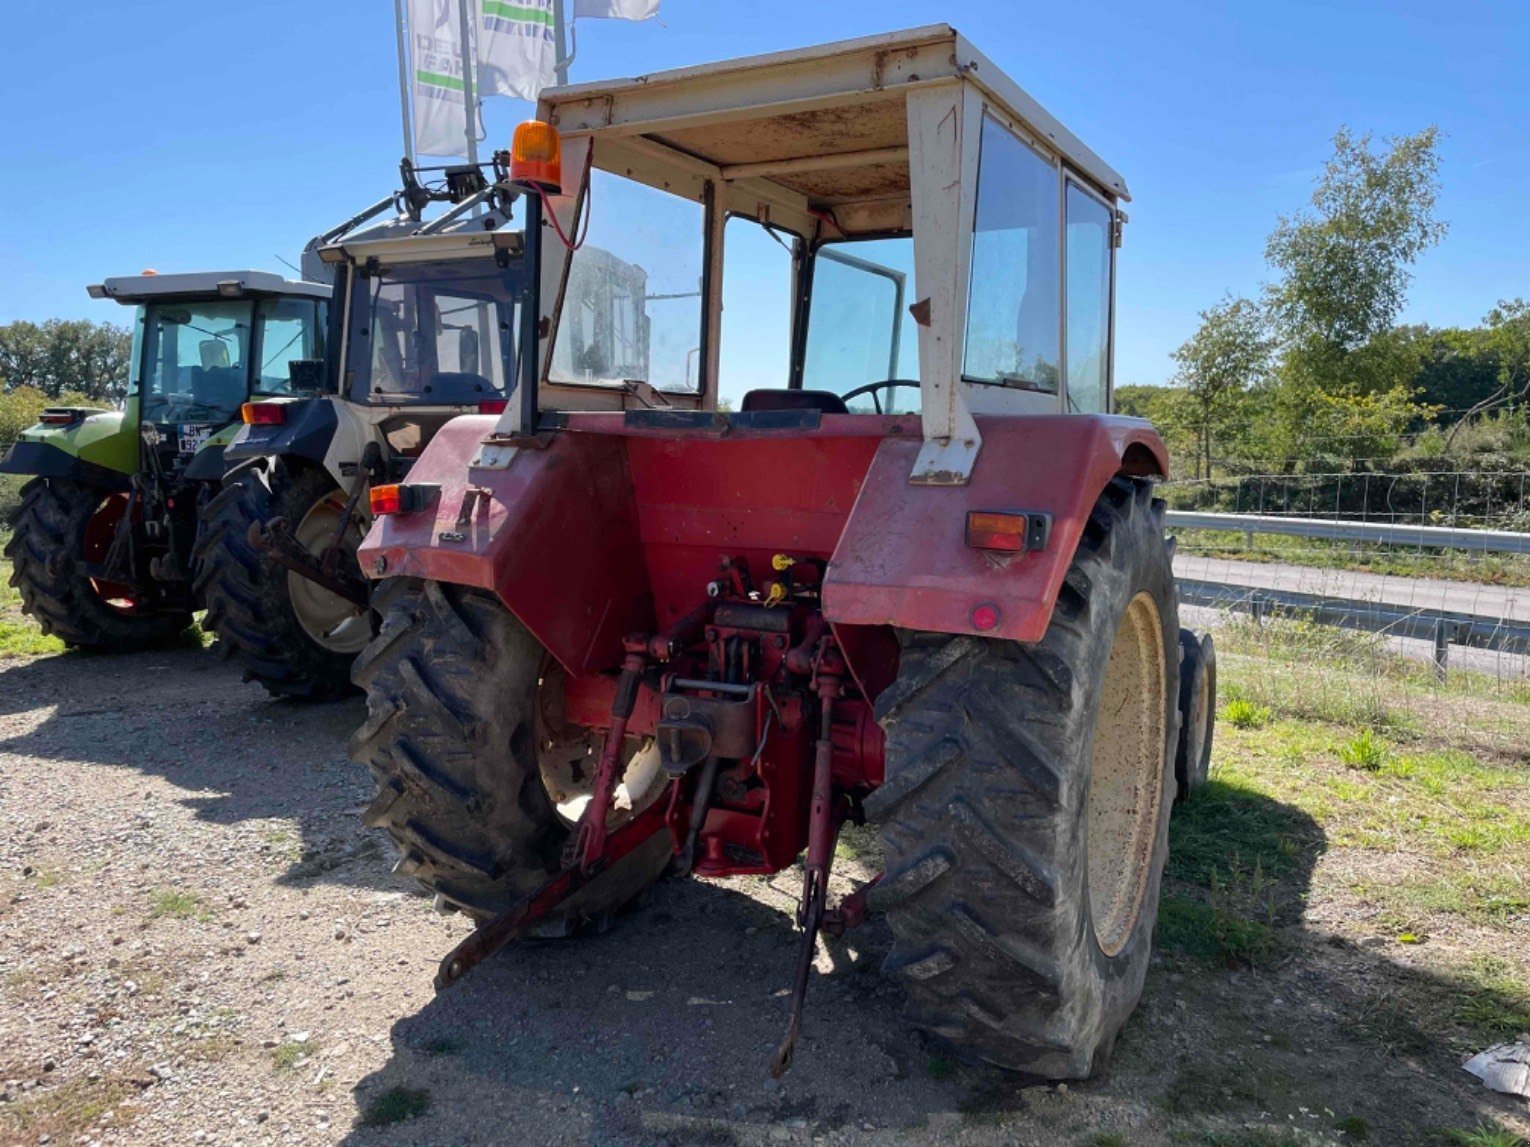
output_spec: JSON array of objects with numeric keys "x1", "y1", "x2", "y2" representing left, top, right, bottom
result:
[
  {"x1": 393, "y1": 0, "x2": 414, "y2": 163},
  {"x1": 554, "y1": 0, "x2": 572, "y2": 85},
  {"x1": 456, "y1": 0, "x2": 480, "y2": 166}
]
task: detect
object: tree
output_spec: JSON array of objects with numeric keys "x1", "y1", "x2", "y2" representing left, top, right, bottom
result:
[
  {"x1": 1445, "y1": 298, "x2": 1530, "y2": 448},
  {"x1": 1256, "y1": 126, "x2": 1446, "y2": 468},
  {"x1": 1265, "y1": 126, "x2": 1446, "y2": 356},
  {"x1": 0, "y1": 318, "x2": 133, "y2": 402},
  {"x1": 1169, "y1": 296, "x2": 1273, "y2": 480}
]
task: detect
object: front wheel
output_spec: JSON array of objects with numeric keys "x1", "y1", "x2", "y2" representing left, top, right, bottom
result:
[
  {"x1": 193, "y1": 458, "x2": 371, "y2": 698},
  {"x1": 867, "y1": 475, "x2": 1180, "y2": 1079},
  {"x1": 4, "y1": 477, "x2": 192, "y2": 650}
]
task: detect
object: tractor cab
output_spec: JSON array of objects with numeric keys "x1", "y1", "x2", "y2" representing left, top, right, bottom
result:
[{"x1": 478, "y1": 23, "x2": 1131, "y2": 483}]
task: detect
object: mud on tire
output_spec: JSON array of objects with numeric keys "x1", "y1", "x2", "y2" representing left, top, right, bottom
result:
[
  {"x1": 193, "y1": 458, "x2": 365, "y2": 699},
  {"x1": 867, "y1": 475, "x2": 1180, "y2": 1079},
  {"x1": 349, "y1": 578, "x2": 670, "y2": 927},
  {"x1": 4, "y1": 477, "x2": 192, "y2": 650}
]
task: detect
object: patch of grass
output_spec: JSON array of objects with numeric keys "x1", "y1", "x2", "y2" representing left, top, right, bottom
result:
[
  {"x1": 360, "y1": 1086, "x2": 431, "y2": 1128},
  {"x1": 835, "y1": 822, "x2": 882, "y2": 865},
  {"x1": 147, "y1": 888, "x2": 209, "y2": 921},
  {"x1": 1224, "y1": 696, "x2": 1272, "y2": 729},
  {"x1": 1, "y1": 1075, "x2": 137, "y2": 1140},
  {"x1": 272, "y1": 1039, "x2": 314, "y2": 1071},
  {"x1": 1443, "y1": 1122, "x2": 1527, "y2": 1147},
  {"x1": 1453, "y1": 956, "x2": 1530, "y2": 1041},
  {"x1": 420, "y1": 1036, "x2": 465, "y2": 1056},
  {"x1": 1335, "y1": 1114, "x2": 1370, "y2": 1139},
  {"x1": 1084, "y1": 1132, "x2": 1128, "y2": 1147},
  {"x1": 1160, "y1": 1055, "x2": 1293, "y2": 1116},
  {"x1": 1338, "y1": 728, "x2": 1389, "y2": 771},
  {"x1": 925, "y1": 1054, "x2": 955, "y2": 1081}
]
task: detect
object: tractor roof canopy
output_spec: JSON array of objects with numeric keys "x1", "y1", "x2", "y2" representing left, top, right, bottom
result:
[
  {"x1": 520, "y1": 25, "x2": 1129, "y2": 483},
  {"x1": 89, "y1": 271, "x2": 329, "y2": 305}
]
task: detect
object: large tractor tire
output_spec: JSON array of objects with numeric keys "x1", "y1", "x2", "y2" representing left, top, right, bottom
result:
[
  {"x1": 867, "y1": 475, "x2": 1180, "y2": 1079},
  {"x1": 1174, "y1": 630, "x2": 1216, "y2": 804},
  {"x1": 350, "y1": 579, "x2": 672, "y2": 928},
  {"x1": 4, "y1": 477, "x2": 192, "y2": 650},
  {"x1": 194, "y1": 458, "x2": 371, "y2": 699}
]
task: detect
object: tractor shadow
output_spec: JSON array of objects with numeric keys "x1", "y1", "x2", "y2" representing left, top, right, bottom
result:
[
  {"x1": 0, "y1": 641, "x2": 397, "y2": 894},
  {"x1": 340, "y1": 783, "x2": 1529, "y2": 1145}
]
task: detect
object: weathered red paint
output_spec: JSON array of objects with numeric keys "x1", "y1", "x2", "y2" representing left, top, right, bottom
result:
[{"x1": 824, "y1": 416, "x2": 1168, "y2": 644}]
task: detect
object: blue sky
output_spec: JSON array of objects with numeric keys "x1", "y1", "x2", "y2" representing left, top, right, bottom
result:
[{"x1": 0, "y1": 0, "x2": 1524, "y2": 385}]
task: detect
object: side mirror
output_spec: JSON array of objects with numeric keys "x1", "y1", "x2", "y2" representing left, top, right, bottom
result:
[
  {"x1": 287, "y1": 359, "x2": 325, "y2": 390},
  {"x1": 199, "y1": 339, "x2": 230, "y2": 369}
]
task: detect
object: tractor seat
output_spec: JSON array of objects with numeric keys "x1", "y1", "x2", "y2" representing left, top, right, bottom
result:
[{"x1": 739, "y1": 389, "x2": 848, "y2": 415}]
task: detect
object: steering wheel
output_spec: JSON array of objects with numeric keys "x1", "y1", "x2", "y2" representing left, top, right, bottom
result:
[{"x1": 839, "y1": 379, "x2": 921, "y2": 415}]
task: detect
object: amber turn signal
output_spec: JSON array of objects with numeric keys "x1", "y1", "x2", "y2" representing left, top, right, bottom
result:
[
  {"x1": 965, "y1": 510, "x2": 1052, "y2": 554},
  {"x1": 509, "y1": 120, "x2": 563, "y2": 194},
  {"x1": 369, "y1": 483, "x2": 440, "y2": 517}
]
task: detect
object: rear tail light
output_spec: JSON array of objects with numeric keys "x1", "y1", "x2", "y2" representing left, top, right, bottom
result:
[
  {"x1": 478, "y1": 399, "x2": 508, "y2": 415},
  {"x1": 965, "y1": 511, "x2": 1052, "y2": 554},
  {"x1": 369, "y1": 483, "x2": 439, "y2": 516},
  {"x1": 241, "y1": 402, "x2": 285, "y2": 426},
  {"x1": 39, "y1": 409, "x2": 83, "y2": 426}
]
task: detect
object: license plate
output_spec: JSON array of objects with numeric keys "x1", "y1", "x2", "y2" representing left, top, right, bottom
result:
[{"x1": 178, "y1": 424, "x2": 215, "y2": 455}]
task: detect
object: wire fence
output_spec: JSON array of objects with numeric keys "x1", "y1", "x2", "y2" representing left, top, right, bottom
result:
[
  {"x1": 1164, "y1": 470, "x2": 1530, "y2": 531},
  {"x1": 1165, "y1": 475, "x2": 1530, "y2": 750}
]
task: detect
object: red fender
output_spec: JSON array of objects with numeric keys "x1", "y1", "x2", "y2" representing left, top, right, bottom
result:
[
  {"x1": 358, "y1": 412, "x2": 1167, "y2": 680},
  {"x1": 823, "y1": 415, "x2": 1168, "y2": 644}
]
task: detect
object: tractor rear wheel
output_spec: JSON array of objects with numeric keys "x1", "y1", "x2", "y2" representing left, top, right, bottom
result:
[
  {"x1": 1175, "y1": 630, "x2": 1216, "y2": 803},
  {"x1": 194, "y1": 458, "x2": 371, "y2": 699},
  {"x1": 4, "y1": 477, "x2": 192, "y2": 650},
  {"x1": 350, "y1": 579, "x2": 672, "y2": 928},
  {"x1": 867, "y1": 475, "x2": 1180, "y2": 1079}
]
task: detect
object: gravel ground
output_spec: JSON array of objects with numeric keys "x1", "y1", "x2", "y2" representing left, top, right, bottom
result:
[{"x1": 1, "y1": 644, "x2": 1524, "y2": 1146}]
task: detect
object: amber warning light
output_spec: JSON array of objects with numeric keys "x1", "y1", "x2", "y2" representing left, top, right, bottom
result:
[
  {"x1": 965, "y1": 511, "x2": 1052, "y2": 554},
  {"x1": 509, "y1": 121, "x2": 562, "y2": 195},
  {"x1": 369, "y1": 483, "x2": 440, "y2": 517}
]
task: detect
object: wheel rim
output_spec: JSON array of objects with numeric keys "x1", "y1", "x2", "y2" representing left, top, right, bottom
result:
[
  {"x1": 1087, "y1": 591, "x2": 1167, "y2": 958},
  {"x1": 82, "y1": 493, "x2": 143, "y2": 613},
  {"x1": 286, "y1": 493, "x2": 371, "y2": 655},
  {"x1": 534, "y1": 660, "x2": 667, "y2": 829}
]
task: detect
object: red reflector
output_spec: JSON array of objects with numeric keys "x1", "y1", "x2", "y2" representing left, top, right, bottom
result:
[
  {"x1": 478, "y1": 399, "x2": 508, "y2": 415},
  {"x1": 970, "y1": 603, "x2": 1002, "y2": 631},
  {"x1": 369, "y1": 484, "x2": 403, "y2": 516},
  {"x1": 241, "y1": 402, "x2": 285, "y2": 425},
  {"x1": 38, "y1": 410, "x2": 79, "y2": 425}
]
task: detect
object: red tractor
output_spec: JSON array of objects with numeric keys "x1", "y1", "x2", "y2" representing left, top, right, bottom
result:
[{"x1": 348, "y1": 25, "x2": 1217, "y2": 1079}]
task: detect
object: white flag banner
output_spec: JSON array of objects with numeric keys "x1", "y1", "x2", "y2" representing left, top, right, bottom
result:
[
  {"x1": 476, "y1": 0, "x2": 557, "y2": 100},
  {"x1": 573, "y1": 0, "x2": 659, "y2": 19},
  {"x1": 409, "y1": 0, "x2": 471, "y2": 157}
]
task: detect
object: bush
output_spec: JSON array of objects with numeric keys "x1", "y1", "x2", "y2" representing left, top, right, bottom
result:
[{"x1": 0, "y1": 386, "x2": 103, "y2": 447}]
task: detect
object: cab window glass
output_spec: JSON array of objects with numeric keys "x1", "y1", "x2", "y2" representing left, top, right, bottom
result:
[
  {"x1": 718, "y1": 217, "x2": 795, "y2": 412},
  {"x1": 801, "y1": 237, "x2": 919, "y2": 413},
  {"x1": 964, "y1": 115, "x2": 1060, "y2": 392},
  {"x1": 551, "y1": 170, "x2": 704, "y2": 392},
  {"x1": 254, "y1": 298, "x2": 325, "y2": 394},
  {"x1": 1065, "y1": 183, "x2": 1112, "y2": 413},
  {"x1": 140, "y1": 299, "x2": 252, "y2": 424}
]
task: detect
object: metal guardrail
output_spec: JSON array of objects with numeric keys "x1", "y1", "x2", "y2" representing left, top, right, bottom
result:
[
  {"x1": 1166, "y1": 511, "x2": 1530, "y2": 555},
  {"x1": 1177, "y1": 578, "x2": 1530, "y2": 679}
]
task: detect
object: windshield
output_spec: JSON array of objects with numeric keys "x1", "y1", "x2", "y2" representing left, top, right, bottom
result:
[
  {"x1": 254, "y1": 297, "x2": 327, "y2": 395},
  {"x1": 801, "y1": 237, "x2": 921, "y2": 414},
  {"x1": 345, "y1": 259, "x2": 522, "y2": 405},
  {"x1": 140, "y1": 299, "x2": 253, "y2": 426}
]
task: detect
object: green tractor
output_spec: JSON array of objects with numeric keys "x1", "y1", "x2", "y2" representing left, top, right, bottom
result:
[{"x1": 0, "y1": 271, "x2": 329, "y2": 649}]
